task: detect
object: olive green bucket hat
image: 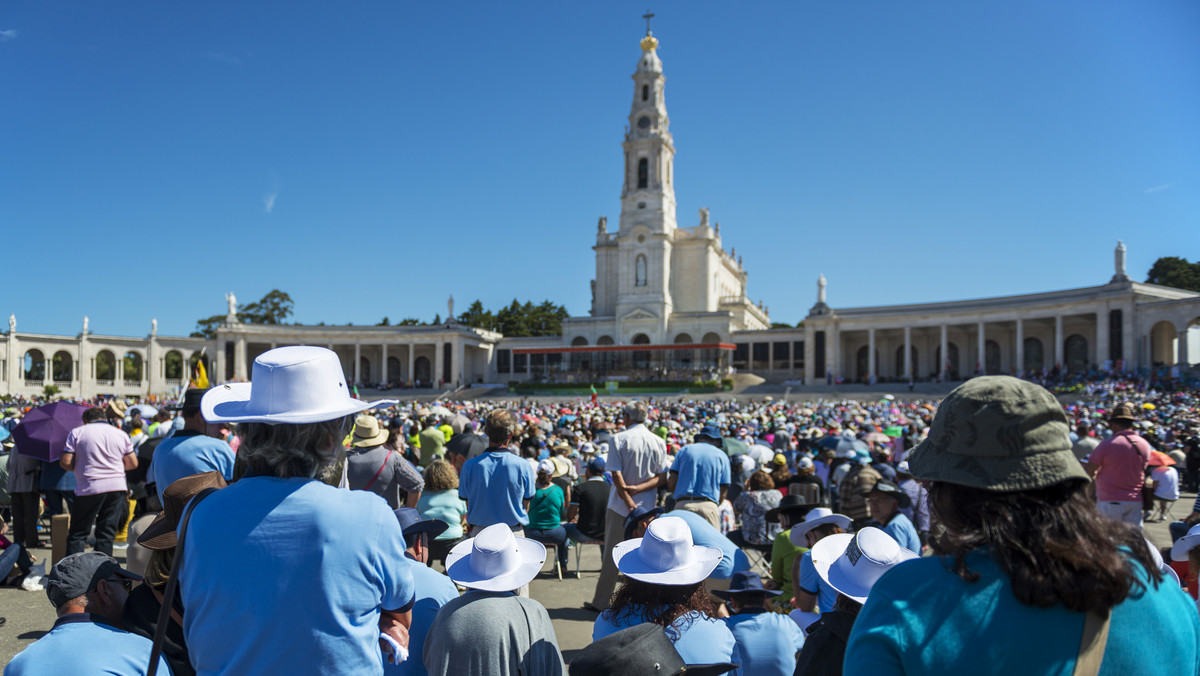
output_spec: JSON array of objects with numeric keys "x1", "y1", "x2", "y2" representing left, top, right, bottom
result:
[{"x1": 908, "y1": 376, "x2": 1089, "y2": 492}]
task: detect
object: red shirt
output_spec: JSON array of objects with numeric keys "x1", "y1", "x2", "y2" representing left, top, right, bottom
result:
[{"x1": 1089, "y1": 430, "x2": 1151, "y2": 502}]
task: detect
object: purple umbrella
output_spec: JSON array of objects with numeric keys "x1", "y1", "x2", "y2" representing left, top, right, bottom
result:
[{"x1": 11, "y1": 401, "x2": 91, "y2": 461}]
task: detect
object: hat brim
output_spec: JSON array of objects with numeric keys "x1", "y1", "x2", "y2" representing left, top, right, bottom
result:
[
  {"x1": 765, "y1": 502, "x2": 817, "y2": 524},
  {"x1": 680, "y1": 663, "x2": 738, "y2": 676},
  {"x1": 1171, "y1": 534, "x2": 1200, "y2": 561},
  {"x1": 201, "y1": 383, "x2": 396, "y2": 424},
  {"x1": 403, "y1": 519, "x2": 449, "y2": 540},
  {"x1": 869, "y1": 489, "x2": 912, "y2": 509},
  {"x1": 136, "y1": 512, "x2": 179, "y2": 550},
  {"x1": 788, "y1": 514, "x2": 852, "y2": 546},
  {"x1": 907, "y1": 438, "x2": 1090, "y2": 492},
  {"x1": 445, "y1": 536, "x2": 546, "y2": 592},
  {"x1": 624, "y1": 507, "x2": 665, "y2": 540},
  {"x1": 352, "y1": 428, "x2": 390, "y2": 447},
  {"x1": 711, "y1": 586, "x2": 783, "y2": 601},
  {"x1": 811, "y1": 533, "x2": 917, "y2": 603},
  {"x1": 612, "y1": 539, "x2": 723, "y2": 585}
]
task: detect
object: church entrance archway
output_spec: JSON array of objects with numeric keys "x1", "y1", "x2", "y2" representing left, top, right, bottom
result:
[
  {"x1": 52, "y1": 351, "x2": 73, "y2": 383},
  {"x1": 387, "y1": 356, "x2": 401, "y2": 384},
  {"x1": 985, "y1": 340, "x2": 1001, "y2": 374},
  {"x1": 632, "y1": 334, "x2": 651, "y2": 370},
  {"x1": 23, "y1": 349, "x2": 45, "y2": 382},
  {"x1": 855, "y1": 346, "x2": 878, "y2": 382}
]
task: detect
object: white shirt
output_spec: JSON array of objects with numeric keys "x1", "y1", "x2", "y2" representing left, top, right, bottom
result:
[
  {"x1": 604, "y1": 423, "x2": 669, "y2": 517},
  {"x1": 1152, "y1": 466, "x2": 1180, "y2": 501}
]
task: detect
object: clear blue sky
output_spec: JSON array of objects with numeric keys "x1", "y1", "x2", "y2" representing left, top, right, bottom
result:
[{"x1": 3, "y1": 1, "x2": 1197, "y2": 338}]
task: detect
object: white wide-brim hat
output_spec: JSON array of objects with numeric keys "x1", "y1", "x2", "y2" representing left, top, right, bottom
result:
[
  {"x1": 789, "y1": 508, "x2": 853, "y2": 546},
  {"x1": 445, "y1": 523, "x2": 546, "y2": 592},
  {"x1": 812, "y1": 527, "x2": 918, "y2": 604},
  {"x1": 613, "y1": 516, "x2": 723, "y2": 586},
  {"x1": 202, "y1": 346, "x2": 396, "y2": 424},
  {"x1": 1172, "y1": 524, "x2": 1200, "y2": 562}
]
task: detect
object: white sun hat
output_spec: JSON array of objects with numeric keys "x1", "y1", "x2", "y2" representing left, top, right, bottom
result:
[
  {"x1": 811, "y1": 527, "x2": 918, "y2": 604},
  {"x1": 788, "y1": 508, "x2": 853, "y2": 546},
  {"x1": 201, "y1": 346, "x2": 396, "y2": 424},
  {"x1": 445, "y1": 523, "x2": 547, "y2": 592},
  {"x1": 613, "y1": 516, "x2": 723, "y2": 586},
  {"x1": 1172, "y1": 524, "x2": 1200, "y2": 562}
]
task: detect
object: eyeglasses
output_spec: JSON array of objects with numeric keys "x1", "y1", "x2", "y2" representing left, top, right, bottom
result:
[{"x1": 107, "y1": 577, "x2": 133, "y2": 592}]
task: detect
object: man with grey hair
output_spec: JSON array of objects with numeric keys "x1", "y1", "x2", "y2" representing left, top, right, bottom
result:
[{"x1": 587, "y1": 400, "x2": 668, "y2": 612}]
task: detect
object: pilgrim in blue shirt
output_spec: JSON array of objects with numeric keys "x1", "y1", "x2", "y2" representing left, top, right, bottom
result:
[
  {"x1": 594, "y1": 607, "x2": 741, "y2": 670},
  {"x1": 5, "y1": 614, "x2": 172, "y2": 676},
  {"x1": 667, "y1": 509, "x2": 751, "y2": 579},
  {"x1": 388, "y1": 554, "x2": 460, "y2": 676},
  {"x1": 796, "y1": 549, "x2": 839, "y2": 613},
  {"x1": 671, "y1": 442, "x2": 732, "y2": 503},
  {"x1": 459, "y1": 448, "x2": 537, "y2": 528},
  {"x1": 723, "y1": 608, "x2": 806, "y2": 676},
  {"x1": 149, "y1": 430, "x2": 236, "y2": 502},
  {"x1": 181, "y1": 476, "x2": 416, "y2": 676},
  {"x1": 880, "y1": 512, "x2": 921, "y2": 554},
  {"x1": 846, "y1": 549, "x2": 1200, "y2": 676}
]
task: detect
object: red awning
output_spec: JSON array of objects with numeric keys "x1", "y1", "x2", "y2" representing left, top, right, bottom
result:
[{"x1": 512, "y1": 343, "x2": 735, "y2": 355}]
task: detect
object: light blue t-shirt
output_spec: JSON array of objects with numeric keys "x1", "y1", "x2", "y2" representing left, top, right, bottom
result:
[
  {"x1": 416, "y1": 489, "x2": 467, "y2": 541},
  {"x1": 4, "y1": 615, "x2": 172, "y2": 676},
  {"x1": 671, "y1": 442, "x2": 732, "y2": 503},
  {"x1": 181, "y1": 476, "x2": 416, "y2": 676},
  {"x1": 149, "y1": 431, "x2": 236, "y2": 502},
  {"x1": 723, "y1": 609, "x2": 806, "y2": 676},
  {"x1": 846, "y1": 550, "x2": 1200, "y2": 676},
  {"x1": 459, "y1": 448, "x2": 536, "y2": 528},
  {"x1": 388, "y1": 554, "x2": 460, "y2": 676},
  {"x1": 796, "y1": 549, "x2": 839, "y2": 613},
  {"x1": 667, "y1": 509, "x2": 750, "y2": 579},
  {"x1": 881, "y1": 512, "x2": 921, "y2": 554},
  {"x1": 594, "y1": 607, "x2": 740, "y2": 669}
]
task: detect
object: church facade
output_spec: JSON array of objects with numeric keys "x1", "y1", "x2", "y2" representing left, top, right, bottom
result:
[{"x1": 2, "y1": 28, "x2": 1198, "y2": 399}]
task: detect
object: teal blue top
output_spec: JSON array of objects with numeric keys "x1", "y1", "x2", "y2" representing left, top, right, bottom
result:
[
  {"x1": 846, "y1": 549, "x2": 1200, "y2": 675},
  {"x1": 527, "y1": 483, "x2": 565, "y2": 530}
]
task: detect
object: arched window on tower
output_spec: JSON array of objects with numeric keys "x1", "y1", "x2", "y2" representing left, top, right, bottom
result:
[
  {"x1": 635, "y1": 255, "x2": 648, "y2": 287},
  {"x1": 637, "y1": 158, "x2": 648, "y2": 189},
  {"x1": 642, "y1": 84, "x2": 648, "y2": 101}
]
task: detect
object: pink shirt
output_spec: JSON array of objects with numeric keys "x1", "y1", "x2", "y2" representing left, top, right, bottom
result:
[
  {"x1": 63, "y1": 421, "x2": 133, "y2": 496},
  {"x1": 1089, "y1": 430, "x2": 1151, "y2": 502}
]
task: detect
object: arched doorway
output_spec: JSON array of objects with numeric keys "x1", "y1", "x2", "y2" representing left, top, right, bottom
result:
[
  {"x1": 165, "y1": 351, "x2": 184, "y2": 380},
  {"x1": 124, "y1": 352, "x2": 143, "y2": 383},
  {"x1": 894, "y1": 345, "x2": 917, "y2": 379},
  {"x1": 570, "y1": 336, "x2": 590, "y2": 371},
  {"x1": 985, "y1": 340, "x2": 1001, "y2": 374},
  {"x1": 596, "y1": 335, "x2": 615, "y2": 371},
  {"x1": 935, "y1": 343, "x2": 960, "y2": 380},
  {"x1": 96, "y1": 350, "x2": 116, "y2": 382},
  {"x1": 1150, "y1": 320, "x2": 1177, "y2": 365},
  {"x1": 1065, "y1": 334, "x2": 1089, "y2": 373},
  {"x1": 387, "y1": 356, "x2": 401, "y2": 384},
  {"x1": 855, "y1": 346, "x2": 879, "y2": 381},
  {"x1": 632, "y1": 334, "x2": 651, "y2": 370},
  {"x1": 52, "y1": 351, "x2": 73, "y2": 383},
  {"x1": 414, "y1": 356, "x2": 431, "y2": 387},
  {"x1": 23, "y1": 349, "x2": 45, "y2": 382},
  {"x1": 359, "y1": 357, "x2": 371, "y2": 384},
  {"x1": 1023, "y1": 338, "x2": 1044, "y2": 373}
]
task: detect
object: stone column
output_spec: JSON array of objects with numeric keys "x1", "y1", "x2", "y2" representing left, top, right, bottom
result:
[
  {"x1": 1096, "y1": 308, "x2": 1109, "y2": 370},
  {"x1": 407, "y1": 343, "x2": 415, "y2": 386},
  {"x1": 940, "y1": 325, "x2": 949, "y2": 380},
  {"x1": 803, "y1": 324, "x2": 816, "y2": 385},
  {"x1": 977, "y1": 321, "x2": 985, "y2": 374},
  {"x1": 455, "y1": 339, "x2": 466, "y2": 386},
  {"x1": 867, "y1": 328, "x2": 877, "y2": 382},
  {"x1": 434, "y1": 340, "x2": 444, "y2": 387},
  {"x1": 353, "y1": 343, "x2": 362, "y2": 384},
  {"x1": 1179, "y1": 323, "x2": 1191, "y2": 368},
  {"x1": 1122, "y1": 303, "x2": 1135, "y2": 371},
  {"x1": 234, "y1": 336, "x2": 248, "y2": 380},
  {"x1": 1054, "y1": 316, "x2": 1064, "y2": 370},
  {"x1": 903, "y1": 326, "x2": 912, "y2": 379},
  {"x1": 381, "y1": 343, "x2": 388, "y2": 384},
  {"x1": 1015, "y1": 318, "x2": 1025, "y2": 376},
  {"x1": 830, "y1": 326, "x2": 841, "y2": 382}
]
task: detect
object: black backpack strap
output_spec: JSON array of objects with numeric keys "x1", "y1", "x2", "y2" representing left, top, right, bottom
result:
[{"x1": 147, "y1": 486, "x2": 218, "y2": 676}]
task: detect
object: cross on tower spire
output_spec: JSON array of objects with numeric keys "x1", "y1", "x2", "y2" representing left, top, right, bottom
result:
[{"x1": 642, "y1": 10, "x2": 654, "y2": 35}]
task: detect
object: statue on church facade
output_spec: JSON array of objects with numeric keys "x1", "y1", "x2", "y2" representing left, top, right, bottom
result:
[
  {"x1": 8, "y1": 314, "x2": 14, "y2": 333},
  {"x1": 597, "y1": 216, "x2": 607, "y2": 235},
  {"x1": 818, "y1": 274, "x2": 827, "y2": 304},
  {"x1": 82, "y1": 316, "x2": 89, "y2": 334},
  {"x1": 448, "y1": 295, "x2": 455, "y2": 321},
  {"x1": 1112, "y1": 240, "x2": 1130, "y2": 282},
  {"x1": 226, "y1": 292, "x2": 238, "y2": 320},
  {"x1": 699, "y1": 207, "x2": 709, "y2": 230},
  {"x1": 151, "y1": 318, "x2": 158, "y2": 336}
]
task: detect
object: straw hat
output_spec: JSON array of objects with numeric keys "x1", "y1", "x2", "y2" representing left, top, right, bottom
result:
[
  {"x1": 812, "y1": 527, "x2": 918, "y2": 604},
  {"x1": 613, "y1": 516, "x2": 723, "y2": 586},
  {"x1": 445, "y1": 524, "x2": 546, "y2": 592},
  {"x1": 351, "y1": 415, "x2": 389, "y2": 448},
  {"x1": 202, "y1": 346, "x2": 396, "y2": 424}
]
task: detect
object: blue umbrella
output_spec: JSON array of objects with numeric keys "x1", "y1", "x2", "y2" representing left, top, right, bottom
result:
[
  {"x1": 10, "y1": 401, "x2": 90, "y2": 461},
  {"x1": 816, "y1": 433, "x2": 868, "y2": 453}
]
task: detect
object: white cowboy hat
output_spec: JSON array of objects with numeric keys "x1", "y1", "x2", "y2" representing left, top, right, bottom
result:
[
  {"x1": 351, "y1": 415, "x2": 389, "y2": 448},
  {"x1": 788, "y1": 508, "x2": 853, "y2": 546},
  {"x1": 812, "y1": 527, "x2": 918, "y2": 604},
  {"x1": 445, "y1": 524, "x2": 546, "y2": 592},
  {"x1": 201, "y1": 346, "x2": 396, "y2": 424},
  {"x1": 613, "y1": 516, "x2": 723, "y2": 586},
  {"x1": 1172, "y1": 524, "x2": 1200, "y2": 562}
]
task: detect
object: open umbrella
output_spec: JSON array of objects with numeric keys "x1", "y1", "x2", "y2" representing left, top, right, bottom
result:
[
  {"x1": 1148, "y1": 450, "x2": 1175, "y2": 467},
  {"x1": 864, "y1": 432, "x2": 892, "y2": 445},
  {"x1": 816, "y1": 434, "x2": 869, "y2": 453},
  {"x1": 130, "y1": 404, "x2": 158, "y2": 418},
  {"x1": 883, "y1": 426, "x2": 905, "y2": 438},
  {"x1": 10, "y1": 401, "x2": 90, "y2": 461}
]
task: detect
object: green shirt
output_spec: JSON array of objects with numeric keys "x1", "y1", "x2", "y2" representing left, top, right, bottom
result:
[
  {"x1": 771, "y1": 528, "x2": 808, "y2": 602},
  {"x1": 527, "y1": 483, "x2": 565, "y2": 530}
]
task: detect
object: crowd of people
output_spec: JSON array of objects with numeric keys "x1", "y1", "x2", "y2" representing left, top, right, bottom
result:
[{"x1": 2, "y1": 346, "x2": 1200, "y2": 674}]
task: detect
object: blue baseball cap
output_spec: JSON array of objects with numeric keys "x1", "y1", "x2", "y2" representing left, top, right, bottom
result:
[
  {"x1": 393, "y1": 507, "x2": 449, "y2": 540},
  {"x1": 587, "y1": 456, "x2": 606, "y2": 473}
]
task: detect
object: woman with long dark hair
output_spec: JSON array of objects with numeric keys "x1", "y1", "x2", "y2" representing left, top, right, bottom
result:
[{"x1": 845, "y1": 377, "x2": 1200, "y2": 675}]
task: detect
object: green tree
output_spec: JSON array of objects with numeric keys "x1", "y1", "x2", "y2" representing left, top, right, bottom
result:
[
  {"x1": 377, "y1": 317, "x2": 391, "y2": 326},
  {"x1": 43, "y1": 384, "x2": 60, "y2": 399},
  {"x1": 192, "y1": 289, "x2": 295, "y2": 338},
  {"x1": 1146, "y1": 257, "x2": 1200, "y2": 292},
  {"x1": 396, "y1": 317, "x2": 423, "y2": 326}
]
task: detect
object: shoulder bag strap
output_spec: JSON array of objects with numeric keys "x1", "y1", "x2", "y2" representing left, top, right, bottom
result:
[
  {"x1": 363, "y1": 449, "x2": 395, "y2": 492},
  {"x1": 147, "y1": 486, "x2": 218, "y2": 676},
  {"x1": 1072, "y1": 611, "x2": 1111, "y2": 676}
]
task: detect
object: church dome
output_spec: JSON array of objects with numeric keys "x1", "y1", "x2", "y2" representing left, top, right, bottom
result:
[{"x1": 637, "y1": 37, "x2": 662, "y2": 73}]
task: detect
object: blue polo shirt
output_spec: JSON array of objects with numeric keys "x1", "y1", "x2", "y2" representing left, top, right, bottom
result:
[
  {"x1": 667, "y1": 509, "x2": 750, "y2": 579},
  {"x1": 459, "y1": 447, "x2": 537, "y2": 528},
  {"x1": 388, "y1": 553, "x2": 460, "y2": 676},
  {"x1": 797, "y1": 549, "x2": 839, "y2": 613},
  {"x1": 724, "y1": 608, "x2": 806, "y2": 676},
  {"x1": 671, "y1": 442, "x2": 731, "y2": 503},
  {"x1": 5, "y1": 614, "x2": 172, "y2": 676},
  {"x1": 881, "y1": 512, "x2": 921, "y2": 554},
  {"x1": 149, "y1": 430, "x2": 235, "y2": 502},
  {"x1": 594, "y1": 607, "x2": 741, "y2": 668}
]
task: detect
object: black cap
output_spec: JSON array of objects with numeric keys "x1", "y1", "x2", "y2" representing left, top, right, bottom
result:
[
  {"x1": 45, "y1": 552, "x2": 141, "y2": 608},
  {"x1": 569, "y1": 623, "x2": 737, "y2": 676}
]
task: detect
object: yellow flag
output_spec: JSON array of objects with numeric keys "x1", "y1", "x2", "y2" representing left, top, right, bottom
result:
[{"x1": 192, "y1": 360, "x2": 210, "y2": 389}]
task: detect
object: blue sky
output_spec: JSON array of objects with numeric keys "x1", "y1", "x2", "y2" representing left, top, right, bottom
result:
[{"x1": 2, "y1": 1, "x2": 1197, "y2": 338}]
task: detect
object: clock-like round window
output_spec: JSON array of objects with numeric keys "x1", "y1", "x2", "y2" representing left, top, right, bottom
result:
[
  {"x1": 637, "y1": 235, "x2": 646, "y2": 243},
  {"x1": 637, "y1": 116, "x2": 651, "y2": 129}
]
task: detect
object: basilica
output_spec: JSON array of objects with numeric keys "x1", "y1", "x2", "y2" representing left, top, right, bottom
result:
[{"x1": 3, "y1": 28, "x2": 1198, "y2": 398}]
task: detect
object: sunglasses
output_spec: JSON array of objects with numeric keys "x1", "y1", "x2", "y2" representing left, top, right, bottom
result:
[{"x1": 107, "y1": 577, "x2": 133, "y2": 593}]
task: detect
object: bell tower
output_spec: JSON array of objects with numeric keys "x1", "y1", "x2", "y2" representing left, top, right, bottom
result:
[{"x1": 619, "y1": 13, "x2": 677, "y2": 236}]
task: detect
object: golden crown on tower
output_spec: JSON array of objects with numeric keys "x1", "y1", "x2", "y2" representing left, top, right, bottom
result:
[{"x1": 640, "y1": 34, "x2": 658, "y2": 51}]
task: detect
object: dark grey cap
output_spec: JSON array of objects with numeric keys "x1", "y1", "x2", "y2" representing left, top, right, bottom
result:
[
  {"x1": 568, "y1": 623, "x2": 736, "y2": 676},
  {"x1": 45, "y1": 552, "x2": 141, "y2": 608},
  {"x1": 908, "y1": 376, "x2": 1089, "y2": 492}
]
